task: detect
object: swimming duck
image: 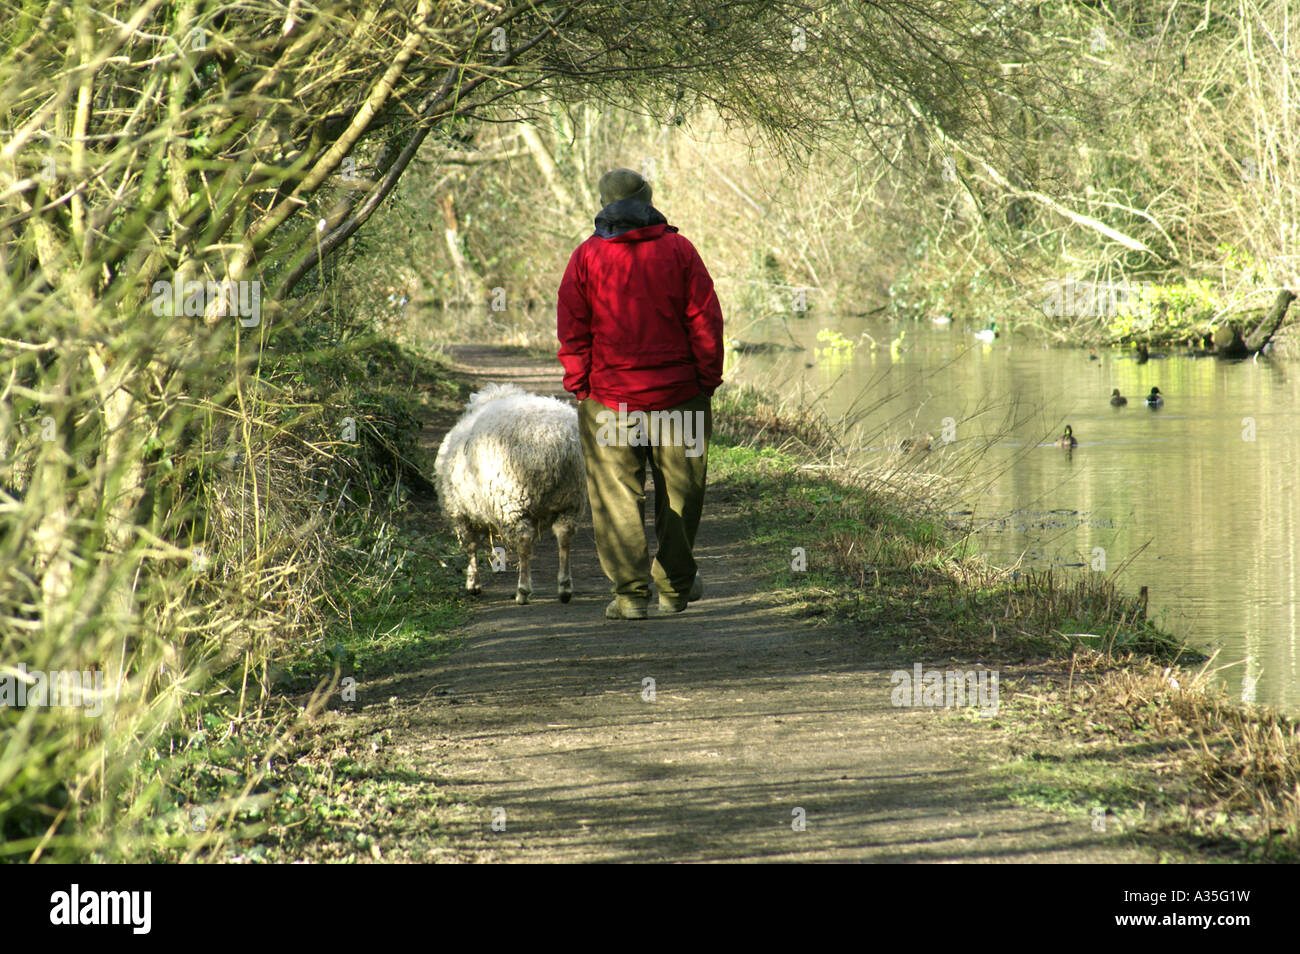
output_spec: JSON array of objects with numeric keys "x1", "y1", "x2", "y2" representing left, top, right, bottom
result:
[
  {"x1": 974, "y1": 321, "x2": 999, "y2": 343},
  {"x1": 1055, "y1": 425, "x2": 1078, "y2": 449},
  {"x1": 930, "y1": 312, "x2": 953, "y2": 327},
  {"x1": 1109, "y1": 388, "x2": 1128, "y2": 406},
  {"x1": 1144, "y1": 386, "x2": 1164, "y2": 407},
  {"x1": 1088, "y1": 348, "x2": 1100, "y2": 361}
]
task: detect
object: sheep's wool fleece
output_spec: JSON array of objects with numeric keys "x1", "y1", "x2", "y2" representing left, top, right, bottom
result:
[{"x1": 434, "y1": 383, "x2": 586, "y2": 534}]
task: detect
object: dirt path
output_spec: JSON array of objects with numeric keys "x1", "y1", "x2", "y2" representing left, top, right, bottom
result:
[{"x1": 382, "y1": 345, "x2": 1164, "y2": 862}]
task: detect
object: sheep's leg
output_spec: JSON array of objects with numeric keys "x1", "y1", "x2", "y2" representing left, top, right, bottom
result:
[
  {"x1": 554, "y1": 517, "x2": 576, "y2": 603},
  {"x1": 508, "y1": 520, "x2": 536, "y2": 604},
  {"x1": 464, "y1": 527, "x2": 483, "y2": 596}
]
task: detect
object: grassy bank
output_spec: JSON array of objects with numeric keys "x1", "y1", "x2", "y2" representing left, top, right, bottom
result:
[
  {"x1": 146, "y1": 330, "x2": 478, "y2": 864},
  {"x1": 710, "y1": 385, "x2": 1300, "y2": 862},
  {"x1": 147, "y1": 512, "x2": 471, "y2": 864},
  {"x1": 2, "y1": 310, "x2": 476, "y2": 863}
]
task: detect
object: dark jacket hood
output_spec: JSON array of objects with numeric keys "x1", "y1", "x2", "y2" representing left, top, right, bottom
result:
[{"x1": 593, "y1": 199, "x2": 672, "y2": 240}]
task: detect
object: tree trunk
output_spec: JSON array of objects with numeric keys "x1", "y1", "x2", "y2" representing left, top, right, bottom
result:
[
  {"x1": 441, "y1": 192, "x2": 485, "y2": 303},
  {"x1": 520, "y1": 123, "x2": 575, "y2": 213},
  {"x1": 1245, "y1": 288, "x2": 1296, "y2": 352}
]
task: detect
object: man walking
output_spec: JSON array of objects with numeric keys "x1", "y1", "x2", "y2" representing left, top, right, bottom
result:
[{"x1": 558, "y1": 168, "x2": 724, "y2": 619}]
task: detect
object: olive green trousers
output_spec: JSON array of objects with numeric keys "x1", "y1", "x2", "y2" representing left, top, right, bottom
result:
[{"x1": 578, "y1": 393, "x2": 712, "y2": 602}]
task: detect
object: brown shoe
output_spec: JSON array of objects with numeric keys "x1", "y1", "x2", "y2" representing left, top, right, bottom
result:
[
  {"x1": 658, "y1": 572, "x2": 702, "y2": 614},
  {"x1": 658, "y1": 594, "x2": 688, "y2": 614},
  {"x1": 606, "y1": 597, "x2": 649, "y2": 620}
]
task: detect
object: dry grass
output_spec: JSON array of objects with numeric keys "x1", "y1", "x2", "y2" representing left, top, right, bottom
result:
[{"x1": 1010, "y1": 653, "x2": 1300, "y2": 856}]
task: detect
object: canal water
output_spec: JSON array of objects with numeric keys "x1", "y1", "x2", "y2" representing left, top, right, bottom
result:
[{"x1": 727, "y1": 314, "x2": 1300, "y2": 711}]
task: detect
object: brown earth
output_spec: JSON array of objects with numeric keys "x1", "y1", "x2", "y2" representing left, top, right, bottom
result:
[{"x1": 345, "y1": 345, "x2": 1177, "y2": 862}]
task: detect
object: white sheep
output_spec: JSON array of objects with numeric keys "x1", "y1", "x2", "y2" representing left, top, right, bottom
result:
[{"x1": 435, "y1": 382, "x2": 585, "y2": 604}]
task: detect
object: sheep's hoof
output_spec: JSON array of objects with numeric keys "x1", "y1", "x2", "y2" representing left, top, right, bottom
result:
[
  {"x1": 515, "y1": 589, "x2": 531, "y2": 605},
  {"x1": 559, "y1": 591, "x2": 572, "y2": 604}
]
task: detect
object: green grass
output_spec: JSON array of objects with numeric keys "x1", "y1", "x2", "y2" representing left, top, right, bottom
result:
[{"x1": 275, "y1": 525, "x2": 469, "y2": 693}]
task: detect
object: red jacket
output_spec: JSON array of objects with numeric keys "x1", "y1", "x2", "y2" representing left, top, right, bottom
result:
[{"x1": 557, "y1": 208, "x2": 724, "y2": 412}]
